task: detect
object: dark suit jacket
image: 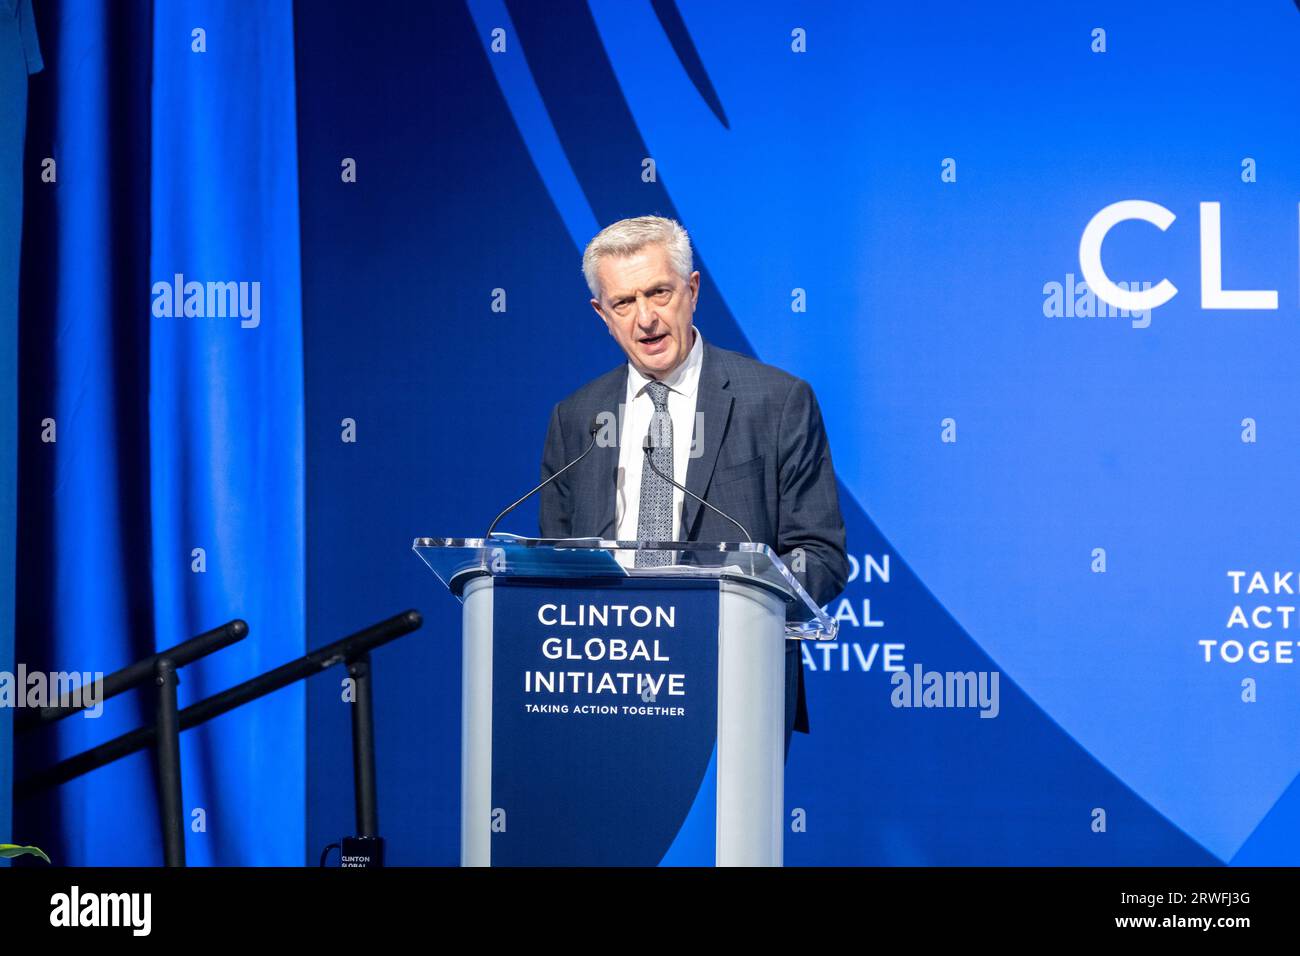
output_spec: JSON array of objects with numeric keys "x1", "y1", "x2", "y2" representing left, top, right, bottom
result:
[{"x1": 539, "y1": 339, "x2": 849, "y2": 733}]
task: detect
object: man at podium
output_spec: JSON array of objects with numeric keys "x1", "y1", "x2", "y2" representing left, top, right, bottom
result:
[{"x1": 539, "y1": 215, "x2": 849, "y2": 752}]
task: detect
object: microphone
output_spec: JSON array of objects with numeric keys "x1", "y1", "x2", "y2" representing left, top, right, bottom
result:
[
  {"x1": 641, "y1": 433, "x2": 753, "y2": 544},
  {"x1": 486, "y1": 416, "x2": 600, "y2": 537}
]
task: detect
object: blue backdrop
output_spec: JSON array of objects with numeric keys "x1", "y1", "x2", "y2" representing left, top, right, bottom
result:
[
  {"x1": 295, "y1": 0, "x2": 1300, "y2": 866},
  {"x1": 7, "y1": 0, "x2": 1299, "y2": 866}
]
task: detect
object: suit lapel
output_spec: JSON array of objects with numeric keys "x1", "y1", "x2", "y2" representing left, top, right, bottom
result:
[{"x1": 682, "y1": 342, "x2": 733, "y2": 537}]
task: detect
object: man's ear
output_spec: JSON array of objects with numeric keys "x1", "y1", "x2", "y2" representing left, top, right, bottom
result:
[
  {"x1": 592, "y1": 298, "x2": 611, "y2": 332},
  {"x1": 688, "y1": 270, "x2": 700, "y2": 310}
]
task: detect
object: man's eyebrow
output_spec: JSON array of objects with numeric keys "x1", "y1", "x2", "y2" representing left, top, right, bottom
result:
[{"x1": 608, "y1": 281, "x2": 673, "y2": 302}]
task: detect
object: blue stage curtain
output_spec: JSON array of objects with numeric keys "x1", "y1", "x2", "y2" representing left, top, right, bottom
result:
[
  {"x1": 14, "y1": 0, "x2": 304, "y2": 866},
  {"x1": 1, "y1": 0, "x2": 43, "y2": 855}
]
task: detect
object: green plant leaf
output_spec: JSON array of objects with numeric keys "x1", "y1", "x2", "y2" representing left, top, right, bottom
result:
[{"x1": 0, "y1": 844, "x2": 51, "y2": 863}]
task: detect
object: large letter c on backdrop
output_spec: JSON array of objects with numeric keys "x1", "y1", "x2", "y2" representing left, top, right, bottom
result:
[{"x1": 1079, "y1": 199, "x2": 1179, "y2": 314}]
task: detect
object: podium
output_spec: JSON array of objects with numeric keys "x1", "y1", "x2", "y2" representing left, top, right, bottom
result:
[{"x1": 413, "y1": 536, "x2": 837, "y2": 867}]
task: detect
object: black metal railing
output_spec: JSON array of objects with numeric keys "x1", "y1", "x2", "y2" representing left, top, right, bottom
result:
[{"x1": 15, "y1": 610, "x2": 423, "y2": 866}]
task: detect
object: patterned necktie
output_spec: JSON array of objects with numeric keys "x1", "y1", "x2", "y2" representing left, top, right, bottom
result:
[{"x1": 635, "y1": 380, "x2": 674, "y2": 567}]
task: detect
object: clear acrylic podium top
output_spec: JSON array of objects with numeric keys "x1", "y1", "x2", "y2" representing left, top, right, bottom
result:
[{"x1": 412, "y1": 535, "x2": 838, "y2": 640}]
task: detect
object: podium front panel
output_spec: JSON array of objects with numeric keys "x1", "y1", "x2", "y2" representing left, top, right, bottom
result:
[{"x1": 459, "y1": 575, "x2": 784, "y2": 866}]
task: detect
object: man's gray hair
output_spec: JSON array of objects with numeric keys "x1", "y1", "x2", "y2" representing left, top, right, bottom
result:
[{"x1": 582, "y1": 215, "x2": 694, "y2": 299}]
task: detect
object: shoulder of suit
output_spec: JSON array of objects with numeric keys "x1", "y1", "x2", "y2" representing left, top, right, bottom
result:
[
  {"x1": 706, "y1": 342, "x2": 808, "y2": 395},
  {"x1": 552, "y1": 362, "x2": 627, "y2": 415}
]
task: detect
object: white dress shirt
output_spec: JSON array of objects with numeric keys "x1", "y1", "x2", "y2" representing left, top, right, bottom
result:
[{"x1": 615, "y1": 327, "x2": 704, "y2": 565}]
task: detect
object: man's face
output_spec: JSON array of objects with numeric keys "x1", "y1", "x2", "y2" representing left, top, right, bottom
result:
[{"x1": 591, "y1": 243, "x2": 700, "y2": 379}]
